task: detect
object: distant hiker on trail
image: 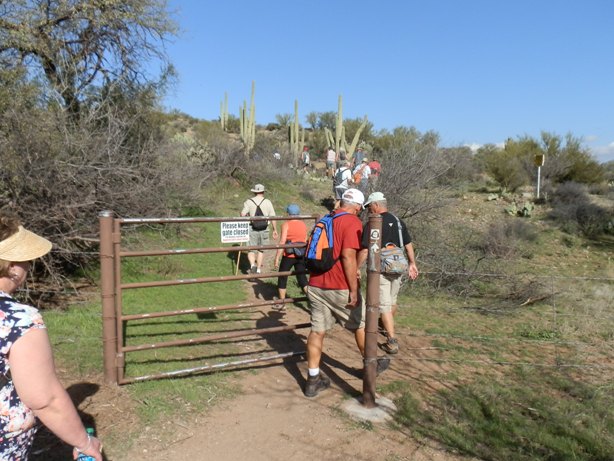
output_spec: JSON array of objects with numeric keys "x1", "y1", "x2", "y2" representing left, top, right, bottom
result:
[
  {"x1": 241, "y1": 184, "x2": 278, "y2": 274},
  {"x1": 368, "y1": 158, "x2": 381, "y2": 188},
  {"x1": 274, "y1": 204, "x2": 308, "y2": 310},
  {"x1": 326, "y1": 146, "x2": 337, "y2": 178},
  {"x1": 304, "y1": 188, "x2": 390, "y2": 398},
  {"x1": 351, "y1": 147, "x2": 365, "y2": 169},
  {"x1": 337, "y1": 148, "x2": 347, "y2": 169},
  {"x1": 332, "y1": 160, "x2": 352, "y2": 208},
  {"x1": 301, "y1": 146, "x2": 310, "y2": 174},
  {"x1": 351, "y1": 158, "x2": 371, "y2": 194},
  {"x1": 357, "y1": 192, "x2": 418, "y2": 355}
]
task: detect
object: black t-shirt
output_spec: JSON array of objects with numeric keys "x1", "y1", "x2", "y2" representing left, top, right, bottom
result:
[{"x1": 361, "y1": 212, "x2": 412, "y2": 248}]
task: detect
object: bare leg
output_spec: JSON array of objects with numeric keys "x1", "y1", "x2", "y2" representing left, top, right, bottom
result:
[
  {"x1": 380, "y1": 311, "x2": 395, "y2": 338},
  {"x1": 354, "y1": 327, "x2": 365, "y2": 356},
  {"x1": 256, "y1": 251, "x2": 264, "y2": 270},
  {"x1": 247, "y1": 252, "x2": 256, "y2": 268},
  {"x1": 307, "y1": 330, "x2": 325, "y2": 369}
]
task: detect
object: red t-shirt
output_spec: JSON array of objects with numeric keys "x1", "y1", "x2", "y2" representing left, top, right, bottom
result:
[{"x1": 308, "y1": 212, "x2": 362, "y2": 290}]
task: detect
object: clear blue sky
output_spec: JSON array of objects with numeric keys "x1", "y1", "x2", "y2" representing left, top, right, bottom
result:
[{"x1": 161, "y1": 0, "x2": 614, "y2": 163}]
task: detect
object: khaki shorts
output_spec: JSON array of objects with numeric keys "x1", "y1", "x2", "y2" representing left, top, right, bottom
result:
[
  {"x1": 248, "y1": 228, "x2": 269, "y2": 253},
  {"x1": 308, "y1": 286, "x2": 365, "y2": 332},
  {"x1": 379, "y1": 274, "x2": 402, "y2": 313}
]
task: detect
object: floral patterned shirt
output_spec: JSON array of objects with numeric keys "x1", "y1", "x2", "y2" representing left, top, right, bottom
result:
[{"x1": 0, "y1": 291, "x2": 46, "y2": 460}]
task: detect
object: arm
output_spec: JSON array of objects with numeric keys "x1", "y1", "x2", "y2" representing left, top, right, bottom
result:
[
  {"x1": 268, "y1": 201, "x2": 279, "y2": 239},
  {"x1": 9, "y1": 329, "x2": 102, "y2": 460},
  {"x1": 274, "y1": 222, "x2": 289, "y2": 267},
  {"x1": 356, "y1": 248, "x2": 368, "y2": 278},
  {"x1": 340, "y1": 247, "x2": 359, "y2": 308},
  {"x1": 405, "y1": 242, "x2": 419, "y2": 280}
]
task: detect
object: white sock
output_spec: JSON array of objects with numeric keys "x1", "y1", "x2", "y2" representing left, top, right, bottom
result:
[{"x1": 308, "y1": 368, "x2": 320, "y2": 377}]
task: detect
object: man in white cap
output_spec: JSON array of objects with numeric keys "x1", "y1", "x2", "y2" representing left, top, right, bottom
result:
[
  {"x1": 304, "y1": 188, "x2": 390, "y2": 398},
  {"x1": 241, "y1": 184, "x2": 278, "y2": 274},
  {"x1": 357, "y1": 191, "x2": 419, "y2": 355}
]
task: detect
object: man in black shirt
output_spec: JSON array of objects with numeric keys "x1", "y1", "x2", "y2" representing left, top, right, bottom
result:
[{"x1": 357, "y1": 192, "x2": 419, "y2": 354}]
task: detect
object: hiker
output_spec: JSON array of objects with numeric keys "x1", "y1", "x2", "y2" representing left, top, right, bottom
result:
[
  {"x1": 332, "y1": 160, "x2": 353, "y2": 208},
  {"x1": 368, "y1": 158, "x2": 381, "y2": 188},
  {"x1": 351, "y1": 147, "x2": 365, "y2": 169},
  {"x1": 273, "y1": 204, "x2": 308, "y2": 309},
  {"x1": 357, "y1": 192, "x2": 419, "y2": 355},
  {"x1": 241, "y1": 184, "x2": 278, "y2": 274},
  {"x1": 301, "y1": 146, "x2": 310, "y2": 174},
  {"x1": 326, "y1": 146, "x2": 337, "y2": 178},
  {"x1": 0, "y1": 213, "x2": 103, "y2": 460},
  {"x1": 304, "y1": 189, "x2": 390, "y2": 398},
  {"x1": 352, "y1": 158, "x2": 371, "y2": 194}
]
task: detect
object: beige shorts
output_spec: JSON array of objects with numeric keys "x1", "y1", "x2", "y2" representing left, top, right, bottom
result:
[
  {"x1": 379, "y1": 274, "x2": 402, "y2": 313},
  {"x1": 248, "y1": 229, "x2": 269, "y2": 253},
  {"x1": 308, "y1": 286, "x2": 365, "y2": 332}
]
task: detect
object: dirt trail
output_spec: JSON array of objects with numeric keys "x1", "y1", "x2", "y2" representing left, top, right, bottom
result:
[{"x1": 116, "y1": 264, "x2": 471, "y2": 461}]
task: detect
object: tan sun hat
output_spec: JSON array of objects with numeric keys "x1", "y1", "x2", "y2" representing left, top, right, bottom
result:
[
  {"x1": 0, "y1": 226, "x2": 52, "y2": 262},
  {"x1": 251, "y1": 184, "x2": 265, "y2": 193}
]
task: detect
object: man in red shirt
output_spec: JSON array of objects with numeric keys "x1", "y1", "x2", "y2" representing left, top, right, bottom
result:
[{"x1": 304, "y1": 188, "x2": 389, "y2": 397}]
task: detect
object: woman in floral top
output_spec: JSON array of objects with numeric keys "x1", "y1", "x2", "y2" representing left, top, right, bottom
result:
[{"x1": 0, "y1": 214, "x2": 102, "y2": 460}]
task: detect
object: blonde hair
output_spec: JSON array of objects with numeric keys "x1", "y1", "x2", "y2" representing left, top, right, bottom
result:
[{"x1": 0, "y1": 213, "x2": 21, "y2": 277}]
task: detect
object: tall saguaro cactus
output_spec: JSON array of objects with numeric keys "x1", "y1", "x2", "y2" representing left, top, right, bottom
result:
[
  {"x1": 240, "y1": 81, "x2": 256, "y2": 156},
  {"x1": 324, "y1": 95, "x2": 368, "y2": 162},
  {"x1": 219, "y1": 92, "x2": 228, "y2": 131},
  {"x1": 290, "y1": 99, "x2": 305, "y2": 163}
]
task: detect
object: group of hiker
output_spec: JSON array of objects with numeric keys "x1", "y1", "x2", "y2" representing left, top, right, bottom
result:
[
  {"x1": 300, "y1": 146, "x2": 382, "y2": 197},
  {"x1": 240, "y1": 180, "x2": 418, "y2": 398}
]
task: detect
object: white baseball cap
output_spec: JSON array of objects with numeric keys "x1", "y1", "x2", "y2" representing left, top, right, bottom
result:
[{"x1": 341, "y1": 188, "x2": 365, "y2": 208}]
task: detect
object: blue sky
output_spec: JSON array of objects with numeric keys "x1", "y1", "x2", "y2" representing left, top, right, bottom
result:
[{"x1": 161, "y1": 0, "x2": 614, "y2": 163}]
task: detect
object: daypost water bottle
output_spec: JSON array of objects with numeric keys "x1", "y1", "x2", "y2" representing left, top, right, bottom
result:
[{"x1": 76, "y1": 427, "x2": 96, "y2": 461}]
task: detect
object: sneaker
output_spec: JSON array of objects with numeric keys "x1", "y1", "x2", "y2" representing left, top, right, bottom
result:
[
  {"x1": 304, "y1": 373, "x2": 331, "y2": 398},
  {"x1": 376, "y1": 357, "x2": 391, "y2": 376},
  {"x1": 256, "y1": 267, "x2": 261, "y2": 274},
  {"x1": 381, "y1": 337, "x2": 399, "y2": 355},
  {"x1": 250, "y1": 265, "x2": 257, "y2": 274}
]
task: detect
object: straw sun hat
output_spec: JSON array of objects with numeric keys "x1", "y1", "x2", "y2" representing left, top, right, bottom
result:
[{"x1": 0, "y1": 226, "x2": 52, "y2": 262}]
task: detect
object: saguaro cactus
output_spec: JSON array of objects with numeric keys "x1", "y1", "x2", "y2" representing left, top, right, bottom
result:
[
  {"x1": 240, "y1": 81, "x2": 256, "y2": 155},
  {"x1": 219, "y1": 92, "x2": 228, "y2": 131},
  {"x1": 290, "y1": 99, "x2": 305, "y2": 163}
]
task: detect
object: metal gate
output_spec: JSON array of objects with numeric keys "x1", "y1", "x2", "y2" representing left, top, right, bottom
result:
[{"x1": 99, "y1": 211, "x2": 318, "y2": 385}]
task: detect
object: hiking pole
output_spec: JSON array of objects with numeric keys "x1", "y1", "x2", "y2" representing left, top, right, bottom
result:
[{"x1": 363, "y1": 213, "x2": 382, "y2": 408}]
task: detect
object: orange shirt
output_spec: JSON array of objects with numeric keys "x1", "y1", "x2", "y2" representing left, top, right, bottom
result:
[{"x1": 284, "y1": 219, "x2": 308, "y2": 258}]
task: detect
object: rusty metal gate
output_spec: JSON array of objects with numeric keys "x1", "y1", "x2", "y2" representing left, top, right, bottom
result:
[{"x1": 99, "y1": 211, "x2": 318, "y2": 385}]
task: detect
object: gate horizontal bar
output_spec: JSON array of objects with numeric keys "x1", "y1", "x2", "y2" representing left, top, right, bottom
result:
[
  {"x1": 119, "y1": 215, "x2": 317, "y2": 224},
  {"x1": 122, "y1": 322, "x2": 311, "y2": 353},
  {"x1": 121, "y1": 270, "x2": 301, "y2": 290},
  {"x1": 119, "y1": 350, "x2": 306, "y2": 384},
  {"x1": 121, "y1": 296, "x2": 307, "y2": 321},
  {"x1": 120, "y1": 243, "x2": 306, "y2": 258}
]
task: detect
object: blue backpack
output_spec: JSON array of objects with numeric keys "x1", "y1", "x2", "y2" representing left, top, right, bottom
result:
[{"x1": 305, "y1": 212, "x2": 348, "y2": 273}]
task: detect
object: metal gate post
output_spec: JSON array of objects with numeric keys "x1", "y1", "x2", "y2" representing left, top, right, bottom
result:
[
  {"x1": 362, "y1": 213, "x2": 382, "y2": 408},
  {"x1": 99, "y1": 211, "x2": 118, "y2": 385}
]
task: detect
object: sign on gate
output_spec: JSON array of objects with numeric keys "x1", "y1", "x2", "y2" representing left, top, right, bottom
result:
[{"x1": 221, "y1": 221, "x2": 250, "y2": 243}]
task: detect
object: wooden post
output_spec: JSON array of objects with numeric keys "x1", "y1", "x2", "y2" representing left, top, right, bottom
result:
[
  {"x1": 362, "y1": 213, "x2": 382, "y2": 408},
  {"x1": 99, "y1": 211, "x2": 118, "y2": 385}
]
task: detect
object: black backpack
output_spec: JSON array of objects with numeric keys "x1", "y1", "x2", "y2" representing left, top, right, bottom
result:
[
  {"x1": 333, "y1": 167, "x2": 348, "y2": 187},
  {"x1": 250, "y1": 199, "x2": 268, "y2": 231}
]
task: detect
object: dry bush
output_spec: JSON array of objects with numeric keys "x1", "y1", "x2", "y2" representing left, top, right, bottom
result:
[
  {"x1": 481, "y1": 219, "x2": 539, "y2": 258},
  {"x1": 0, "y1": 94, "x2": 209, "y2": 294}
]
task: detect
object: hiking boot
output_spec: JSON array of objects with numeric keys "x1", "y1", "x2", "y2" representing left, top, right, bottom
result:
[
  {"x1": 304, "y1": 373, "x2": 331, "y2": 398},
  {"x1": 376, "y1": 357, "x2": 391, "y2": 376},
  {"x1": 381, "y1": 337, "x2": 399, "y2": 355}
]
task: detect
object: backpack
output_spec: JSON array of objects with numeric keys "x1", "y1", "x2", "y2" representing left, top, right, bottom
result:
[
  {"x1": 250, "y1": 198, "x2": 268, "y2": 231},
  {"x1": 352, "y1": 164, "x2": 366, "y2": 185},
  {"x1": 333, "y1": 167, "x2": 348, "y2": 187},
  {"x1": 305, "y1": 211, "x2": 348, "y2": 273},
  {"x1": 380, "y1": 215, "x2": 409, "y2": 275}
]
